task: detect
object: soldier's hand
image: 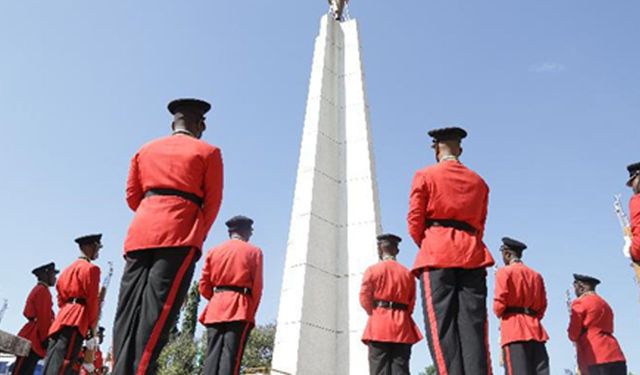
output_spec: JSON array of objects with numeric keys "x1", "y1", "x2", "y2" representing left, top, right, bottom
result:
[{"x1": 622, "y1": 236, "x2": 632, "y2": 258}]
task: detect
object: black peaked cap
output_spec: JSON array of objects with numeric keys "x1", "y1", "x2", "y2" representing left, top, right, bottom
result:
[
  {"x1": 168, "y1": 98, "x2": 211, "y2": 116},
  {"x1": 427, "y1": 127, "x2": 468, "y2": 142},
  {"x1": 75, "y1": 233, "x2": 102, "y2": 246},
  {"x1": 626, "y1": 162, "x2": 640, "y2": 186},
  {"x1": 225, "y1": 215, "x2": 254, "y2": 231},
  {"x1": 573, "y1": 273, "x2": 601, "y2": 286},
  {"x1": 32, "y1": 262, "x2": 59, "y2": 276},
  {"x1": 501, "y1": 237, "x2": 527, "y2": 252},
  {"x1": 377, "y1": 233, "x2": 402, "y2": 244}
]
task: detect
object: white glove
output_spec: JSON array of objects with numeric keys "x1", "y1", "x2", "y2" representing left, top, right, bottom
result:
[
  {"x1": 623, "y1": 236, "x2": 632, "y2": 258},
  {"x1": 82, "y1": 363, "x2": 95, "y2": 373},
  {"x1": 85, "y1": 337, "x2": 98, "y2": 350}
]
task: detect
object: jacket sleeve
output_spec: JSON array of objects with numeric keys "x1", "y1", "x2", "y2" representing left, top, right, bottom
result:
[
  {"x1": 478, "y1": 184, "x2": 489, "y2": 239},
  {"x1": 86, "y1": 266, "x2": 101, "y2": 330},
  {"x1": 492, "y1": 269, "x2": 508, "y2": 318},
  {"x1": 126, "y1": 153, "x2": 144, "y2": 211},
  {"x1": 250, "y1": 250, "x2": 264, "y2": 319},
  {"x1": 630, "y1": 195, "x2": 640, "y2": 261},
  {"x1": 36, "y1": 288, "x2": 53, "y2": 340},
  {"x1": 359, "y1": 269, "x2": 374, "y2": 315},
  {"x1": 408, "y1": 275, "x2": 417, "y2": 314},
  {"x1": 198, "y1": 252, "x2": 213, "y2": 300},
  {"x1": 567, "y1": 301, "x2": 585, "y2": 342},
  {"x1": 199, "y1": 148, "x2": 224, "y2": 241},
  {"x1": 536, "y1": 275, "x2": 548, "y2": 320},
  {"x1": 407, "y1": 172, "x2": 428, "y2": 246}
]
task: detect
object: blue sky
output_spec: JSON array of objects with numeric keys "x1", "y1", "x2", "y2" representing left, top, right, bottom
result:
[{"x1": 1, "y1": 1, "x2": 639, "y2": 373}]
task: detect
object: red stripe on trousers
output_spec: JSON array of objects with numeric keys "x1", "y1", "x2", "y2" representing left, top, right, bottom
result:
[
  {"x1": 233, "y1": 323, "x2": 251, "y2": 375},
  {"x1": 504, "y1": 346, "x2": 513, "y2": 375},
  {"x1": 13, "y1": 355, "x2": 24, "y2": 374},
  {"x1": 485, "y1": 318, "x2": 492, "y2": 375},
  {"x1": 58, "y1": 329, "x2": 77, "y2": 375},
  {"x1": 422, "y1": 270, "x2": 448, "y2": 375},
  {"x1": 136, "y1": 248, "x2": 196, "y2": 375}
]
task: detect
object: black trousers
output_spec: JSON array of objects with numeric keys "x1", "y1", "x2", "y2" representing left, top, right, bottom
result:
[
  {"x1": 42, "y1": 327, "x2": 83, "y2": 375},
  {"x1": 11, "y1": 350, "x2": 42, "y2": 375},
  {"x1": 112, "y1": 247, "x2": 197, "y2": 375},
  {"x1": 502, "y1": 341, "x2": 549, "y2": 375},
  {"x1": 368, "y1": 341, "x2": 411, "y2": 375},
  {"x1": 203, "y1": 321, "x2": 253, "y2": 375},
  {"x1": 419, "y1": 268, "x2": 491, "y2": 375},
  {"x1": 588, "y1": 361, "x2": 627, "y2": 375}
]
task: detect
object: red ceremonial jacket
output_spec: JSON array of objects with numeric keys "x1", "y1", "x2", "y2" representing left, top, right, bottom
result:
[
  {"x1": 16, "y1": 283, "x2": 54, "y2": 357},
  {"x1": 568, "y1": 293, "x2": 625, "y2": 371},
  {"x1": 407, "y1": 160, "x2": 494, "y2": 272},
  {"x1": 493, "y1": 262, "x2": 549, "y2": 346},
  {"x1": 360, "y1": 259, "x2": 423, "y2": 344},
  {"x1": 630, "y1": 194, "x2": 640, "y2": 262},
  {"x1": 199, "y1": 239, "x2": 263, "y2": 324},
  {"x1": 124, "y1": 134, "x2": 223, "y2": 254},
  {"x1": 49, "y1": 259, "x2": 100, "y2": 337}
]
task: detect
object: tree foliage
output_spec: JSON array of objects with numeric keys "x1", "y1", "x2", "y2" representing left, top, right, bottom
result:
[
  {"x1": 156, "y1": 282, "x2": 277, "y2": 375},
  {"x1": 157, "y1": 282, "x2": 203, "y2": 375},
  {"x1": 241, "y1": 323, "x2": 276, "y2": 373},
  {"x1": 419, "y1": 365, "x2": 437, "y2": 375}
]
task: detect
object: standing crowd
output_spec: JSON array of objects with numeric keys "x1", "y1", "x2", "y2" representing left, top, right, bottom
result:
[{"x1": 7, "y1": 98, "x2": 640, "y2": 375}]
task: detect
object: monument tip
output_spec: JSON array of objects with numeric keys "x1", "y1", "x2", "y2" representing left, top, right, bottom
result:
[{"x1": 328, "y1": 0, "x2": 350, "y2": 21}]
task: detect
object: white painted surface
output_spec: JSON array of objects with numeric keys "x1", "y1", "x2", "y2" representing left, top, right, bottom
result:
[{"x1": 271, "y1": 15, "x2": 381, "y2": 375}]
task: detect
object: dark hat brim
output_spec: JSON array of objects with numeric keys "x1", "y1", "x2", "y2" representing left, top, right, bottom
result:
[
  {"x1": 501, "y1": 237, "x2": 527, "y2": 252},
  {"x1": 377, "y1": 234, "x2": 402, "y2": 244},
  {"x1": 225, "y1": 215, "x2": 254, "y2": 230},
  {"x1": 573, "y1": 273, "x2": 601, "y2": 286},
  {"x1": 427, "y1": 127, "x2": 468, "y2": 142},
  {"x1": 75, "y1": 233, "x2": 103, "y2": 246},
  {"x1": 168, "y1": 98, "x2": 211, "y2": 116},
  {"x1": 32, "y1": 262, "x2": 58, "y2": 276}
]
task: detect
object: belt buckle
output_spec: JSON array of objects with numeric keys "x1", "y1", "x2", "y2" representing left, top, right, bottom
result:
[
  {"x1": 389, "y1": 301, "x2": 394, "y2": 309},
  {"x1": 243, "y1": 287, "x2": 249, "y2": 294}
]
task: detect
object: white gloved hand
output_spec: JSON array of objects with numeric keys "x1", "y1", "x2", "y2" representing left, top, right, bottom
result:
[
  {"x1": 623, "y1": 236, "x2": 632, "y2": 258},
  {"x1": 85, "y1": 337, "x2": 98, "y2": 350},
  {"x1": 82, "y1": 363, "x2": 95, "y2": 373}
]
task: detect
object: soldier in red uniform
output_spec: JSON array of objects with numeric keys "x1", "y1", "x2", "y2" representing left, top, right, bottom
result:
[
  {"x1": 359, "y1": 234, "x2": 423, "y2": 375},
  {"x1": 112, "y1": 98, "x2": 223, "y2": 375},
  {"x1": 624, "y1": 162, "x2": 640, "y2": 261},
  {"x1": 568, "y1": 274, "x2": 626, "y2": 375},
  {"x1": 493, "y1": 237, "x2": 549, "y2": 375},
  {"x1": 42, "y1": 234, "x2": 102, "y2": 375},
  {"x1": 407, "y1": 127, "x2": 494, "y2": 375},
  {"x1": 198, "y1": 216, "x2": 263, "y2": 375},
  {"x1": 12, "y1": 262, "x2": 58, "y2": 375}
]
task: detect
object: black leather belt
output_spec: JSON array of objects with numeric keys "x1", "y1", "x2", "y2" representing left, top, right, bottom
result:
[
  {"x1": 214, "y1": 285, "x2": 252, "y2": 295},
  {"x1": 67, "y1": 297, "x2": 86, "y2": 305},
  {"x1": 504, "y1": 307, "x2": 537, "y2": 317},
  {"x1": 426, "y1": 219, "x2": 476, "y2": 234},
  {"x1": 374, "y1": 300, "x2": 408, "y2": 311},
  {"x1": 144, "y1": 188, "x2": 203, "y2": 207}
]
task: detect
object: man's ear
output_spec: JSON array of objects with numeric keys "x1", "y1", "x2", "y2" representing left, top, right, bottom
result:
[{"x1": 459, "y1": 147, "x2": 464, "y2": 157}]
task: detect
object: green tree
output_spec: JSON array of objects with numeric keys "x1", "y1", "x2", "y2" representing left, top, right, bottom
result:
[
  {"x1": 418, "y1": 364, "x2": 436, "y2": 375},
  {"x1": 241, "y1": 323, "x2": 276, "y2": 373},
  {"x1": 157, "y1": 282, "x2": 202, "y2": 375}
]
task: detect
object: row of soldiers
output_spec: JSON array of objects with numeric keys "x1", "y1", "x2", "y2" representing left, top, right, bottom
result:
[
  {"x1": 8, "y1": 98, "x2": 640, "y2": 375},
  {"x1": 361, "y1": 126, "x2": 638, "y2": 375},
  {"x1": 10, "y1": 99, "x2": 264, "y2": 375}
]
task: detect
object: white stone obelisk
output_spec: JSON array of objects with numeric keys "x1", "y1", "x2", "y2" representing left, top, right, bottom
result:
[{"x1": 271, "y1": 13, "x2": 381, "y2": 375}]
